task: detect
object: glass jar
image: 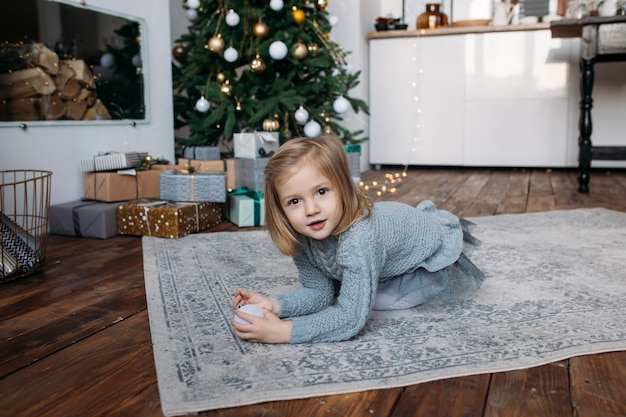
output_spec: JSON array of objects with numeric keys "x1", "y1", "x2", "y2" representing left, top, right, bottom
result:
[{"x1": 416, "y1": 3, "x2": 449, "y2": 30}]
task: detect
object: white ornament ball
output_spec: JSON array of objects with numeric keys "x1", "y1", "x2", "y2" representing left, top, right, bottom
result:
[
  {"x1": 131, "y1": 53, "x2": 142, "y2": 67},
  {"x1": 294, "y1": 106, "x2": 309, "y2": 124},
  {"x1": 333, "y1": 96, "x2": 350, "y2": 114},
  {"x1": 304, "y1": 120, "x2": 322, "y2": 138},
  {"x1": 100, "y1": 52, "x2": 115, "y2": 69},
  {"x1": 328, "y1": 15, "x2": 339, "y2": 26},
  {"x1": 195, "y1": 96, "x2": 210, "y2": 112},
  {"x1": 225, "y1": 9, "x2": 240, "y2": 26},
  {"x1": 186, "y1": 8, "x2": 198, "y2": 20},
  {"x1": 268, "y1": 41, "x2": 288, "y2": 60},
  {"x1": 224, "y1": 47, "x2": 238, "y2": 63},
  {"x1": 234, "y1": 304, "x2": 265, "y2": 324},
  {"x1": 269, "y1": 0, "x2": 284, "y2": 11},
  {"x1": 187, "y1": 0, "x2": 200, "y2": 9}
]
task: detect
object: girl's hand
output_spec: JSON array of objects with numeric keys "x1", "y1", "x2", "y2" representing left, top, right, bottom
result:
[
  {"x1": 232, "y1": 289, "x2": 280, "y2": 315},
  {"x1": 231, "y1": 308, "x2": 292, "y2": 344}
]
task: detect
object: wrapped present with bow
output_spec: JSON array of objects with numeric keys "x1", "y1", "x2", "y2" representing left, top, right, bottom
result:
[
  {"x1": 117, "y1": 199, "x2": 222, "y2": 238},
  {"x1": 225, "y1": 188, "x2": 265, "y2": 227},
  {"x1": 159, "y1": 169, "x2": 227, "y2": 203},
  {"x1": 233, "y1": 131, "x2": 279, "y2": 159}
]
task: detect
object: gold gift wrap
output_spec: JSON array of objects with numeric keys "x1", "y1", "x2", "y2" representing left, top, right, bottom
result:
[{"x1": 117, "y1": 200, "x2": 222, "y2": 238}]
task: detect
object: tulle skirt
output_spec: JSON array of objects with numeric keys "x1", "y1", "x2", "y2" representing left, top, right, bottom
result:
[{"x1": 373, "y1": 217, "x2": 485, "y2": 311}]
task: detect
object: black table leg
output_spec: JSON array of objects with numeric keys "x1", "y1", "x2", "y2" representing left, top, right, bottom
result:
[{"x1": 578, "y1": 57, "x2": 595, "y2": 193}]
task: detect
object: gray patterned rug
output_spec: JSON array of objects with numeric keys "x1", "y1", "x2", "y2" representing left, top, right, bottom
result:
[{"x1": 142, "y1": 208, "x2": 626, "y2": 416}]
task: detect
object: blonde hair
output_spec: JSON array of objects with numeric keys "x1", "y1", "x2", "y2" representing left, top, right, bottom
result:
[{"x1": 264, "y1": 134, "x2": 371, "y2": 257}]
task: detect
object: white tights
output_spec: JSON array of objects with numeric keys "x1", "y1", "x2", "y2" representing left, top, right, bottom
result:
[{"x1": 373, "y1": 269, "x2": 446, "y2": 311}]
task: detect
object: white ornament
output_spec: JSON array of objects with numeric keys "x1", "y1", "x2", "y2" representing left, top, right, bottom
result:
[
  {"x1": 328, "y1": 15, "x2": 339, "y2": 26},
  {"x1": 233, "y1": 304, "x2": 265, "y2": 325},
  {"x1": 195, "y1": 96, "x2": 210, "y2": 112},
  {"x1": 269, "y1": 0, "x2": 284, "y2": 11},
  {"x1": 186, "y1": 8, "x2": 198, "y2": 20},
  {"x1": 131, "y1": 54, "x2": 142, "y2": 67},
  {"x1": 100, "y1": 53, "x2": 115, "y2": 69},
  {"x1": 304, "y1": 120, "x2": 321, "y2": 138},
  {"x1": 224, "y1": 47, "x2": 238, "y2": 63},
  {"x1": 333, "y1": 96, "x2": 350, "y2": 114},
  {"x1": 294, "y1": 106, "x2": 309, "y2": 124},
  {"x1": 225, "y1": 9, "x2": 240, "y2": 26},
  {"x1": 268, "y1": 41, "x2": 288, "y2": 60},
  {"x1": 187, "y1": 0, "x2": 200, "y2": 9}
]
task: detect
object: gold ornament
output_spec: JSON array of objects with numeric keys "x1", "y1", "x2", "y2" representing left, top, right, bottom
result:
[
  {"x1": 307, "y1": 42, "x2": 319, "y2": 56},
  {"x1": 291, "y1": 42, "x2": 308, "y2": 60},
  {"x1": 215, "y1": 72, "x2": 226, "y2": 83},
  {"x1": 172, "y1": 44, "x2": 185, "y2": 61},
  {"x1": 316, "y1": 0, "x2": 329, "y2": 11},
  {"x1": 221, "y1": 80, "x2": 232, "y2": 95},
  {"x1": 262, "y1": 117, "x2": 280, "y2": 131},
  {"x1": 324, "y1": 124, "x2": 333, "y2": 133},
  {"x1": 252, "y1": 21, "x2": 269, "y2": 38},
  {"x1": 292, "y1": 8, "x2": 306, "y2": 24},
  {"x1": 207, "y1": 35, "x2": 224, "y2": 53},
  {"x1": 250, "y1": 54, "x2": 267, "y2": 72}
]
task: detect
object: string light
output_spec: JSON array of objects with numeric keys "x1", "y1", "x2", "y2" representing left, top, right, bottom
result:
[{"x1": 359, "y1": 171, "x2": 408, "y2": 198}]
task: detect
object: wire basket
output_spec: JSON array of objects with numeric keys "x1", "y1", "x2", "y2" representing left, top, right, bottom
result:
[{"x1": 1, "y1": 170, "x2": 52, "y2": 282}]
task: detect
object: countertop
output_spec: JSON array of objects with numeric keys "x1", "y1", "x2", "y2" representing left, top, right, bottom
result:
[{"x1": 367, "y1": 23, "x2": 551, "y2": 39}]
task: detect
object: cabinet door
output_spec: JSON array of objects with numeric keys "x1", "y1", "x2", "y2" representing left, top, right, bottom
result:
[
  {"x1": 463, "y1": 30, "x2": 573, "y2": 166},
  {"x1": 369, "y1": 36, "x2": 464, "y2": 166}
]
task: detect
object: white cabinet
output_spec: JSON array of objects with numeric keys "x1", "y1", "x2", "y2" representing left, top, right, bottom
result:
[
  {"x1": 369, "y1": 36, "x2": 465, "y2": 166},
  {"x1": 368, "y1": 29, "x2": 611, "y2": 168}
]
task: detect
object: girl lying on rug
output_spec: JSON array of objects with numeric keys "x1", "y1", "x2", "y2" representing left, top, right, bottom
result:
[{"x1": 231, "y1": 134, "x2": 485, "y2": 344}]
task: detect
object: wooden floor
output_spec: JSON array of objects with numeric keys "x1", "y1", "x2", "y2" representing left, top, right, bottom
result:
[{"x1": 2, "y1": 167, "x2": 626, "y2": 417}]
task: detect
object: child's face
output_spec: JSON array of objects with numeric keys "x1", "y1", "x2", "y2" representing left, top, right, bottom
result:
[{"x1": 276, "y1": 161, "x2": 342, "y2": 240}]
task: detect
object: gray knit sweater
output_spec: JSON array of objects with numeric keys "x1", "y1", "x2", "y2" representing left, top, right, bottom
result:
[{"x1": 273, "y1": 200, "x2": 463, "y2": 344}]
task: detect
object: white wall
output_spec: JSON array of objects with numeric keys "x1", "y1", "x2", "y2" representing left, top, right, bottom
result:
[{"x1": 0, "y1": 0, "x2": 175, "y2": 205}]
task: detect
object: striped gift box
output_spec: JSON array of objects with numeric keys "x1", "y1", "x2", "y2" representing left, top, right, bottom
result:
[{"x1": 81, "y1": 152, "x2": 148, "y2": 172}]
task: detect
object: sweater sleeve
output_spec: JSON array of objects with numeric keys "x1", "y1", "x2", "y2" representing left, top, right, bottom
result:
[
  {"x1": 273, "y1": 252, "x2": 335, "y2": 318},
  {"x1": 284, "y1": 225, "x2": 383, "y2": 344}
]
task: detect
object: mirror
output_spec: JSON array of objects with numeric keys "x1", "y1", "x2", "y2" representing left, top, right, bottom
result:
[{"x1": 0, "y1": 0, "x2": 149, "y2": 127}]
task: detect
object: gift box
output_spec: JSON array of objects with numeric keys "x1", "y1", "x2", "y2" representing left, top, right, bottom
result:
[
  {"x1": 0, "y1": 213, "x2": 43, "y2": 280},
  {"x1": 178, "y1": 158, "x2": 235, "y2": 190},
  {"x1": 160, "y1": 170, "x2": 227, "y2": 203},
  {"x1": 49, "y1": 200, "x2": 119, "y2": 239},
  {"x1": 225, "y1": 189, "x2": 265, "y2": 227},
  {"x1": 83, "y1": 170, "x2": 161, "y2": 202},
  {"x1": 117, "y1": 200, "x2": 222, "y2": 238},
  {"x1": 81, "y1": 152, "x2": 148, "y2": 172},
  {"x1": 234, "y1": 157, "x2": 268, "y2": 192},
  {"x1": 344, "y1": 144, "x2": 362, "y2": 182},
  {"x1": 234, "y1": 131, "x2": 279, "y2": 159},
  {"x1": 182, "y1": 145, "x2": 220, "y2": 161}
]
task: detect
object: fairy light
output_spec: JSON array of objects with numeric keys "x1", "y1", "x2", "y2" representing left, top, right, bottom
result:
[{"x1": 359, "y1": 170, "x2": 407, "y2": 198}]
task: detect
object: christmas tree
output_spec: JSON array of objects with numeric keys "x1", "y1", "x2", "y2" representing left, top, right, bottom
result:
[{"x1": 172, "y1": 0, "x2": 369, "y2": 153}]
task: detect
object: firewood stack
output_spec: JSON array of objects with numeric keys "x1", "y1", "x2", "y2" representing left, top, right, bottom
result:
[{"x1": 0, "y1": 42, "x2": 111, "y2": 121}]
